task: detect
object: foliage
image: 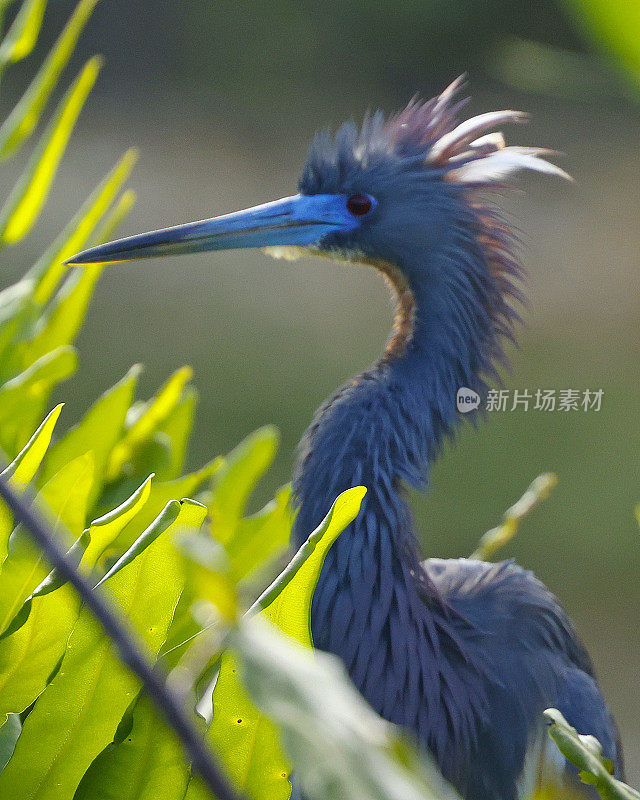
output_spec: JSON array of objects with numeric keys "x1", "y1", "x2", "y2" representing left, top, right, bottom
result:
[
  {"x1": 562, "y1": 0, "x2": 640, "y2": 89},
  {"x1": 470, "y1": 472, "x2": 557, "y2": 561},
  {"x1": 0, "y1": 4, "x2": 468, "y2": 799},
  {"x1": 544, "y1": 710, "x2": 640, "y2": 800}
]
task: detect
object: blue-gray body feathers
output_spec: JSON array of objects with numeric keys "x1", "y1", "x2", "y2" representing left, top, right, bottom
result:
[{"x1": 290, "y1": 86, "x2": 623, "y2": 800}]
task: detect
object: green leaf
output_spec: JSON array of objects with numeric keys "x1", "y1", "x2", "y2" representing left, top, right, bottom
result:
[
  {"x1": 0, "y1": 0, "x2": 46, "y2": 67},
  {"x1": 0, "y1": 452, "x2": 93, "y2": 636},
  {"x1": 227, "y1": 484, "x2": 292, "y2": 581},
  {"x1": 254, "y1": 486, "x2": 366, "y2": 638},
  {"x1": 0, "y1": 713, "x2": 20, "y2": 771},
  {"x1": 74, "y1": 692, "x2": 189, "y2": 800},
  {"x1": 155, "y1": 385, "x2": 198, "y2": 481},
  {"x1": 563, "y1": 0, "x2": 640, "y2": 88},
  {"x1": 470, "y1": 472, "x2": 557, "y2": 561},
  {"x1": 545, "y1": 709, "x2": 640, "y2": 800},
  {"x1": 208, "y1": 426, "x2": 279, "y2": 547},
  {"x1": 190, "y1": 487, "x2": 366, "y2": 800},
  {"x1": 105, "y1": 457, "x2": 220, "y2": 554},
  {"x1": 29, "y1": 148, "x2": 138, "y2": 307},
  {"x1": 0, "y1": 347, "x2": 76, "y2": 455},
  {"x1": 0, "y1": 404, "x2": 63, "y2": 561},
  {"x1": 0, "y1": 347, "x2": 76, "y2": 423},
  {"x1": 106, "y1": 366, "x2": 194, "y2": 482},
  {"x1": 19, "y1": 196, "x2": 138, "y2": 368},
  {"x1": 0, "y1": 56, "x2": 102, "y2": 244},
  {"x1": 24, "y1": 265, "x2": 102, "y2": 362},
  {"x1": 0, "y1": 497, "x2": 199, "y2": 800},
  {"x1": 0, "y1": 476, "x2": 153, "y2": 720},
  {"x1": 0, "y1": 0, "x2": 99, "y2": 159},
  {"x1": 231, "y1": 619, "x2": 455, "y2": 800},
  {"x1": 96, "y1": 500, "x2": 182, "y2": 585},
  {"x1": 81, "y1": 474, "x2": 153, "y2": 566},
  {"x1": 0, "y1": 277, "x2": 37, "y2": 356},
  {"x1": 41, "y1": 365, "x2": 141, "y2": 505}
]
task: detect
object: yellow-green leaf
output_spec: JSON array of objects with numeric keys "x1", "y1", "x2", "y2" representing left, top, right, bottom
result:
[
  {"x1": 0, "y1": 0, "x2": 46, "y2": 66},
  {"x1": 0, "y1": 404, "x2": 62, "y2": 561},
  {"x1": 227, "y1": 484, "x2": 293, "y2": 581},
  {"x1": 0, "y1": 0, "x2": 99, "y2": 159},
  {"x1": 258, "y1": 486, "x2": 367, "y2": 641},
  {"x1": 74, "y1": 693, "x2": 189, "y2": 800},
  {"x1": 0, "y1": 56, "x2": 102, "y2": 245},
  {"x1": 0, "y1": 452, "x2": 94, "y2": 636},
  {"x1": 209, "y1": 425, "x2": 279, "y2": 547},
  {"x1": 155, "y1": 384, "x2": 197, "y2": 481},
  {"x1": 91, "y1": 188, "x2": 136, "y2": 244},
  {"x1": 29, "y1": 148, "x2": 138, "y2": 306},
  {"x1": 41, "y1": 365, "x2": 141, "y2": 504},
  {"x1": 0, "y1": 475, "x2": 153, "y2": 720},
  {"x1": 0, "y1": 497, "x2": 196, "y2": 800},
  {"x1": 564, "y1": 0, "x2": 640, "y2": 88},
  {"x1": 106, "y1": 457, "x2": 221, "y2": 555},
  {"x1": 0, "y1": 346, "x2": 76, "y2": 426},
  {"x1": 0, "y1": 350, "x2": 77, "y2": 458},
  {"x1": 193, "y1": 487, "x2": 366, "y2": 800},
  {"x1": 545, "y1": 709, "x2": 640, "y2": 800},
  {"x1": 106, "y1": 366, "x2": 193, "y2": 482}
]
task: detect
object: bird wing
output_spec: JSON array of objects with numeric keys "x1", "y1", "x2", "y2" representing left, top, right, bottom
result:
[{"x1": 423, "y1": 558, "x2": 624, "y2": 800}]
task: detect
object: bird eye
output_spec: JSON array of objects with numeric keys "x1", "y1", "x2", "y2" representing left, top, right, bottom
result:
[{"x1": 346, "y1": 194, "x2": 373, "y2": 216}]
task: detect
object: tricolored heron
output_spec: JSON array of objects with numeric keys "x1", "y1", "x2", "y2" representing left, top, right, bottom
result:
[{"x1": 68, "y1": 79, "x2": 623, "y2": 800}]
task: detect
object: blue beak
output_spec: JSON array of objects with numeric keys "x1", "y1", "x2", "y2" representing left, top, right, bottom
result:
[{"x1": 65, "y1": 193, "x2": 358, "y2": 266}]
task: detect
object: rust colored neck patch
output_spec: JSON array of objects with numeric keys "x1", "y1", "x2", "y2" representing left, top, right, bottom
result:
[{"x1": 362, "y1": 256, "x2": 416, "y2": 361}]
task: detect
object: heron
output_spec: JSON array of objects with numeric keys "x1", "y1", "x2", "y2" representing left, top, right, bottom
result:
[{"x1": 68, "y1": 79, "x2": 624, "y2": 800}]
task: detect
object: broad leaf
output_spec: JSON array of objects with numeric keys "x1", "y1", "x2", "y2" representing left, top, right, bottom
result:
[
  {"x1": 208, "y1": 425, "x2": 279, "y2": 546},
  {"x1": 227, "y1": 484, "x2": 292, "y2": 581},
  {"x1": 0, "y1": 476, "x2": 153, "y2": 720},
  {"x1": 0, "y1": 452, "x2": 93, "y2": 635},
  {"x1": 29, "y1": 148, "x2": 138, "y2": 306},
  {"x1": 188, "y1": 487, "x2": 366, "y2": 800},
  {"x1": 0, "y1": 713, "x2": 20, "y2": 771},
  {"x1": 41, "y1": 365, "x2": 141, "y2": 503},
  {"x1": 0, "y1": 499, "x2": 203, "y2": 800},
  {"x1": 233, "y1": 619, "x2": 454, "y2": 800},
  {"x1": 0, "y1": 347, "x2": 76, "y2": 424},
  {"x1": 106, "y1": 457, "x2": 221, "y2": 553},
  {"x1": 155, "y1": 385, "x2": 198, "y2": 481},
  {"x1": 74, "y1": 692, "x2": 189, "y2": 800},
  {"x1": 106, "y1": 366, "x2": 193, "y2": 482}
]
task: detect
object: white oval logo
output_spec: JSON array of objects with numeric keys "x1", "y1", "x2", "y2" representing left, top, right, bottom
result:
[{"x1": 456, "y1": 387, "x2": 480, "y2": 413}]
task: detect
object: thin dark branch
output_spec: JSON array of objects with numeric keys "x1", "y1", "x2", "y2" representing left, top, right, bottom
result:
[{"x1": 0, "y1": 472, "x2": 243, "y2": 800}]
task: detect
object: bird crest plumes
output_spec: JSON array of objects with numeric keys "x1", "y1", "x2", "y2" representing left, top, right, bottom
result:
[{"x1": 302, "y1": 76, "x2": 570, "y2": 188}]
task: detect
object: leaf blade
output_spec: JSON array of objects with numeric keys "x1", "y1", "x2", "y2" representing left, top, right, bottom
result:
[
  {"x1": 0, "y1": 56, "x2": 102, "y2": 244},
  {"x1": 0, "y1": 0, "x2": 99, "y2": 159}
]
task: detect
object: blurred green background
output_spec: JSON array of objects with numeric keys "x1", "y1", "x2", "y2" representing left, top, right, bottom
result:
[{"x1": 1, "y1": 0, "x2": 639, "y2": 782}]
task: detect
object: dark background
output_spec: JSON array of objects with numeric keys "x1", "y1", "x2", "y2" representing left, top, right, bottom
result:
[{"x1": 2, "y1": 0, "x2": 639, "y2": 781}]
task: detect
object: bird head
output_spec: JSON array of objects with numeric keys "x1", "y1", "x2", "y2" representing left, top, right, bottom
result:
[{"x1": 67, "y1": 79, "x2": 568, "y2": 366}]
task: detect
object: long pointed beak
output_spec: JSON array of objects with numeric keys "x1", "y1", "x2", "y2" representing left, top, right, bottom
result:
[{"x1": 65, "y1": 193, "x2": 357, "y2": 266}]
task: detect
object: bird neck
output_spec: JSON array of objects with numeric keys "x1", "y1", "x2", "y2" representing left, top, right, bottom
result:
[{"x1": 293, "y1": 233, "x2": 500, "y2": 548}]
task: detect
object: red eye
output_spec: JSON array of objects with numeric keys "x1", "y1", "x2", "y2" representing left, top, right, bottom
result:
[{"x1": 346, "y1": 194, "x2": 373, "y2": 216}]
